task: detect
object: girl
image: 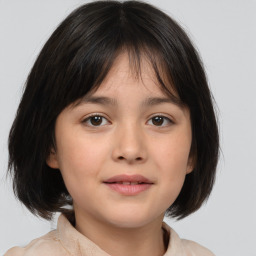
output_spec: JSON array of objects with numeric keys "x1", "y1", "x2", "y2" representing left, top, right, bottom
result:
[{"x1": 5, "y1": 1, "x2": 219, "y2": 255}]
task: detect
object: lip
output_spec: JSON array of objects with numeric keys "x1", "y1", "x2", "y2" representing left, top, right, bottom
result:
[
  {"x1": 104, "y1": 174, "x2": 153, "y2": 184},
  {"x1": 103, "y1": 174, "x2": 154, "y2": 196}
]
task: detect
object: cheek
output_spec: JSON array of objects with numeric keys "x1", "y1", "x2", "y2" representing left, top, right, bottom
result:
[
  {"x1": 56, "y1": 136, "x2": 104, "y2": 199},
  {"x1": 153, "y1": 134, "x2": 191, "y2": 173},
  {"x1": 57, "y1": 133, "x2": 107, "y2": 172},
  {"x1": 151, "y1": 133, "x2": 191, "y2": 198}
]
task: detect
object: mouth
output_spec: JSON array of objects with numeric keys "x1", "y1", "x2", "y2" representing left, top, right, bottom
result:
[
  {"x1": 103, "y1": 174, "x2": 153, "y2": 184},
  {"x1": 105, "y1": 181, "x2": 149, "y2": 185},
  {"x1": 103, "y1": 174, "x2": 154, "y2": 195}
]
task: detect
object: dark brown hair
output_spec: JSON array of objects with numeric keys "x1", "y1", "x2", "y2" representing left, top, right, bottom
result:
[{"x1": 8, "y1": 0, "x2": 219, "y2": 220}]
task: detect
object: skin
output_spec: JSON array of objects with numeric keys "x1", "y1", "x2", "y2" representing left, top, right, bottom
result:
[{"x1": 47, "y1": 53, "x2": 193, "y2": 256}]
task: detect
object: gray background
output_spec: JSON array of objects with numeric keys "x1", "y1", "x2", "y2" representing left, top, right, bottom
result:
[{"x1": 1, "y1": 0, "x2": 256, "y2": 255}]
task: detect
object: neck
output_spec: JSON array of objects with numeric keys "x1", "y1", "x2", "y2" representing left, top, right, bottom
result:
[{"x1": 75, "y1": 212, "x2": 166, "y2": 256}]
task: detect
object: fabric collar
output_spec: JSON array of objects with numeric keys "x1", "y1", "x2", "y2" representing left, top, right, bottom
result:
[{"x1": 56, "y1": 214, "x2": 185, "y2": 256}]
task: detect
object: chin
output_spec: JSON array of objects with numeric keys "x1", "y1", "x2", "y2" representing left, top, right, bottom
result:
[{"x1": 103, "y1": 210, "x2": 159, "y2": 229}]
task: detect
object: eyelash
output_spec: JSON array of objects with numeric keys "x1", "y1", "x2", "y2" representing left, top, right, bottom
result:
[
  {"x1": 147, "y1": 115, "x2": 174, "y2": 127},
  {"x1": 82, "y1": 113, "x2": 111, "y2": 127},
  {"x1": 82, "y1": 114, "x2": 174, "y2": 127}
]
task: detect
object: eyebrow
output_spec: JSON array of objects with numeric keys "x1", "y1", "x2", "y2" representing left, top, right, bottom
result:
[
  {"x1": 141, "y1": 96, "x2": 183, "y2": 108},
  {"x1": 80, "y1": 96, "x2": 117, "y2": 106},
  {"x1": 77, "y1": 95, "x2": 183, "y2": 108}
]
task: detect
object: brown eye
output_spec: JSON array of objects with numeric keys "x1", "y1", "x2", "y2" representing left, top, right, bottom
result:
[
  {"x1": 152, "y1": 116, "x2": 164, "y2": 126},
  {"x1": 90, "y1": 116, "x2": 103, "y2": 126},
  {"x1": 83, "y1": 115, "x2": 109, "y2": 127},
  {"x1": 148, "y1": 115, "x2": 173, "y2": 127}
]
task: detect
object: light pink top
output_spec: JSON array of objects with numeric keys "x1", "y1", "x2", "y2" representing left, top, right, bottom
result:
[{"x1": 5, "y1": 214, "x2": 215, "y2": 256}]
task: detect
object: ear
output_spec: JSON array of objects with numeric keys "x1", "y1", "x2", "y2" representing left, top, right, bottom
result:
[
  {"x1": 186, "y1": 156, "x2": 194, "y2": 174},
  {"x1": 46, "y1": 148, "x2": 59, "y2": 169}
]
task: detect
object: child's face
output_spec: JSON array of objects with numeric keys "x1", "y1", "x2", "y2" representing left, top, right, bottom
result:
[{"x1": 47, "y1": 53, "x2": 193, "y2": 228}]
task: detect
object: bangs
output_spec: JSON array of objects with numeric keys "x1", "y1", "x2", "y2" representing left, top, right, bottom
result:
[
  {"x1": 72, "y1": 44, "x2": 183, "y2": 108},
  {"x1": 46, "y1": 7, "x2": 183, "y2": 111}
]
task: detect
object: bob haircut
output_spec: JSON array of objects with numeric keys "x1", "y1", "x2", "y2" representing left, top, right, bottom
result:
[{"x1": 8, "y1": 0, "x2": 219, "y2": 220}]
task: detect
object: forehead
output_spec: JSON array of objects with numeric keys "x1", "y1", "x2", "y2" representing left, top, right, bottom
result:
[
  {"x1": 98, "y1": 57, "x2": 160, "y2": 95},
  {"x1": 85, "y1": 52, "x2": 181, "y2": 104},
  {"x1": 72, "y1": 53, "x2": 185, "y2": 112}
]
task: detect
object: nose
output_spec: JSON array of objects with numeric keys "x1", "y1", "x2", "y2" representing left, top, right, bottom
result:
[{"x1": 111, "y1": 123, "x2": 147, "y2": 164}]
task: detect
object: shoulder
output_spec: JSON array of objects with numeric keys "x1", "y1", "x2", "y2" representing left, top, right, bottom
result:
[
  {"x1": 4, "y1": 231, "x2": 68, "y2": 256},
  {"x1": 162, "y1": 222, "x2": 215, "y2": 256},
  {"x1": 181, "y1": 239, "x2": 215, "y2": 256},
  {"x1": 4, "y1": 247, "x2": 24, "y2": 256}
]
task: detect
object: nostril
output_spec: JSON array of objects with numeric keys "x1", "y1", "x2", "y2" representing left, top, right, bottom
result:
[{"x1": 117, "y1": 156, "x2": 143, "y2": 161}]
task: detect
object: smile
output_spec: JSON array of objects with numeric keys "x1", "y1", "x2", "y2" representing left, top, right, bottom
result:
[
  {"x1": 107, "y1": 181, "x2": 146, "y2": 185},
  {"x1": 103, "y1": 175, "x2": 154, "y2": 195}
]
